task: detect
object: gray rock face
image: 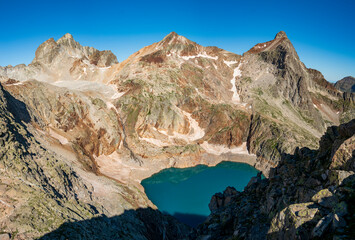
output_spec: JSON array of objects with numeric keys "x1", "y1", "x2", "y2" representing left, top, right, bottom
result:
[{"x1": 334, "y1": 76, "x2": 355, "y2": 93}]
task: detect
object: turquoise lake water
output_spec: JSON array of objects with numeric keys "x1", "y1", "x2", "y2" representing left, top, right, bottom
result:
[{"x1": 141, "y1": 161, "x2": 260, "y2": 227}]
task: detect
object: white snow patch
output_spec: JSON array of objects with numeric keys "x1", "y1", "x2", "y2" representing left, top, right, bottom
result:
[
  {"x1": 223, "y1": 60, "x2": 238, "y2": 67},
  {"x1": 201, "y1": 142, "x2": 251, "y2": 155},
  {"x1": 13, "y1": 82, "x2": 24, "y2": 86},
  {"x1": 195, "y1": 87, "x2": 201, "y2": 95},
  {"x1": 106, "y1": 102, "x2": 116, "y2": 110},
  {"x1": 99, "y1": 66, "x2": 110, "y2": 70},
  {"x1": 180, "y1": 52, "x2": 218, "y2": 61},
  {"x1": 230, "y1": 62, "x2": 242, "y2": 104},
  {"x1": 313, "y1": 104, "x2": 318, "y2": 109}
]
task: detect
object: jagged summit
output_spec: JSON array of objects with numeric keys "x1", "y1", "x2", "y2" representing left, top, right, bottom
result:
[
  {"x1": 247, "y1": 31, "x2": 291, "y2": 54},
  {"x1": 60, "y1": 33, "x2": 74, "y2": 40},
  {"x1": 156, "y1": 31, "x2": 198, "y2": 51},
  {"x1": 56, "y1": 33, "x2": 79, "y2": 47},
  {"x1": 33, "y1": 33, "x2": 118, "y2": 67},
  {"x1": 0, "y1": 33, "x2": 118, "y2": 82},
  {"x1": 275, "y1": 30, "x2": 288, "y2": 39}
]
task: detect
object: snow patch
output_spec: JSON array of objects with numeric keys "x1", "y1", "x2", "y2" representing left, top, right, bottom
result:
[
  {"x1": 180, "y1": 52, "x2": 218, "y2": 61},
  {"x1": 223, "y1": 60, "x2": 238, "y2": 67},
  {"x1": 106, "y1": 102, "x2": 116, "y2": 110},
  {"x1": 230, "y1": 62, "x2": 242, "y2": 104},
  {"x1": 12, "y1": 82, "x2": 24, "y2": 86}
]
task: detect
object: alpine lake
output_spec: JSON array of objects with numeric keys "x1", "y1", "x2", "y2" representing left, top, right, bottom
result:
[{"x1": 141, "y1": 161, "x2": 262, "y2": 227}]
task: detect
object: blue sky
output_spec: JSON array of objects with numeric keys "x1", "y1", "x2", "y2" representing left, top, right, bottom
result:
[{"x1": 1, "y1": 0, "x2": 354, "y2": 82}]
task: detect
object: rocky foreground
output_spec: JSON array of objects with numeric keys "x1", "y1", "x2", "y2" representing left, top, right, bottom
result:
[{"x1": 195, "y1": 120, "x2": 355, "y2": 240}]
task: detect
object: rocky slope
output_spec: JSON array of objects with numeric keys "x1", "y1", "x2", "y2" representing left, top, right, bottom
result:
[
  {"x1": 195, "y1": 119, "x2": 355, "y2": 240},
  {"x1": 0, "y1": 31, "x2": 354, "y2": 239},
  {"x1": 335, "y1": 76, "x2": 355, "y2": 93},
  {"x1": 0, "y1": 82, "x2": 190, "y2": 239}
]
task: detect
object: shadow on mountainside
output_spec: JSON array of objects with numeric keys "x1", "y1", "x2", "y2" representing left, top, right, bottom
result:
[
  {"x1": 3, "y1": 86, "x2": 31, "y2": 123},
  {"x1": 172, "y1": 212, "x2": 207, "y2": 228},
  {"x1": 38, "y1": 207, "x2": 192, "y2": 240},
  {"x1": 0, "y1": 84, "x2": 33, "y2": 150}
]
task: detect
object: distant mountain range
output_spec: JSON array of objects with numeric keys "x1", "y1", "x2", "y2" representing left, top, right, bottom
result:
[{"x1": 0, "y1": 31, "x2": 354, "y2": 240}]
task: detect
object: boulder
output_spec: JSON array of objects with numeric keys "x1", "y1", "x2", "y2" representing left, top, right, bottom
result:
[
  {"x1": 312, "y1": 213, "x2": 333, "y2": 238},
  {"x1": 0, "y1": 234, "x2": 10, "y2": 240}
]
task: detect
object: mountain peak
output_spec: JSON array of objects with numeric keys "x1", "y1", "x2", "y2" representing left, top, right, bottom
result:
[
  {"x1": 159, "y1": 32, "x2": 194, "y2": 47},
  {"x1": 275, "y1": 31, "x2": 288, "y2": 39},
  {"x1": 56, "y1": 33, "x2": 78, "y2": 47},
  {"x1": 167, "y1": 31, "x2": 178, "y2": 37},
  {"x1": 62, "y1": 33, "x2": 74, "y2": 39}
]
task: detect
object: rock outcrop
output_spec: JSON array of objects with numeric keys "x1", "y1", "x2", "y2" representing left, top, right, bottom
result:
[{"x1": 195, "y1": 120, "x2": 355, "y2": 240}]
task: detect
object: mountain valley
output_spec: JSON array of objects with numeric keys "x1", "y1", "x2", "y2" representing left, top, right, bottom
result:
[{"x1": 0, "y1": 31, "x2": 354, "y2": 240}]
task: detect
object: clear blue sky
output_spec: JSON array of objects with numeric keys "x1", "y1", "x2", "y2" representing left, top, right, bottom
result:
[{"x1": 1, "y1": 0, "x2": 354, "y2": 82}]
